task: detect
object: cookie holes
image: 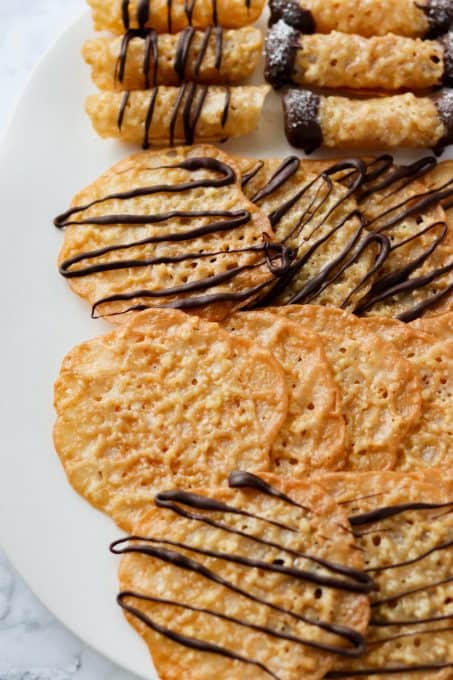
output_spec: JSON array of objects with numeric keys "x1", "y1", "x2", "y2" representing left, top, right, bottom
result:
[
  {"x1": 307, "y1": 402, "x2": 314, "y2": 410},
  {"x1": 372, "y1": 535, "x2": 381, "y2": 546},
  {"x1": 314, "y1": 588, "x2": 323, "y2": 599},
  {"x1": 273, "y1": 558, "x2": 285, "y2": 566},
  {"x1": 330, "y1": 59, "x2": 338, "y2": 66},
  {"x1": 430, "y1": 55, "x2": 440, "y2": 63}
]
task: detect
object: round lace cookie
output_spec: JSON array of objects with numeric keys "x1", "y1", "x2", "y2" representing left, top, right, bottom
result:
[
  {"x1": 53, "y1": 309, "x2": 288, "y2": 530},
  {"x1": 274, "y1": 305, "x2": 422, "y2": 471},
  {"x1": 113, "y1": 472, "x2": 371, "y2": 680},
  {"x1": 316, "y1": 471, "x2": 453, "y2": 680},
  {"x1": 55, "y1": 145, "x2": 278, "y2": 323},
  {"x1": 222, "y1": 310, "x2": 347, "y2": 475},
  {"x1": 235, "y1": 156, "x2": 377, "y2": 312},
  {"x1": 366, "y1": 317, "x2": 453, "y2": 470}
]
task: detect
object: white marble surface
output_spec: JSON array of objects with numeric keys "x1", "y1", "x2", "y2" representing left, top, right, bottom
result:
[{"x1": 0, "y1": 2, "x2": 139, "y2": 678}]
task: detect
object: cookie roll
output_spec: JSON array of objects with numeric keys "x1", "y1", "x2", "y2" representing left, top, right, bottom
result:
[
  {"x1": 87, "y1": 0, "x2": 265, "y2": 34},
  {"x1": 283, "y1": 89, "x2": 453, "y2": 154},
  {"x1": 266, "y1": 22, "x2": 452, "y2": 91},
  {"x1": 268, "y1": 0, "x2": 452, "y2": 38},
  {"x1": 86, "y1": 86, "x2": 270, "y2": 147},
  {"x1": 83, "y1": 27, "x2": 263, "y2": 91}
]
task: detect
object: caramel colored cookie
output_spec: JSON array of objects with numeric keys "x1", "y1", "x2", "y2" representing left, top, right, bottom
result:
[
  {"x1": 274, "y1": 305, "x2": 422, "y2": 470},
  {"x1": 317, "y1": 471, "x2": 453, "y2": 679},
  {"x1": 265, "y1": 23, "x2": 448, "y2": 91},
  {"x1": 235, "y1": 155, "x2": 377, "y2": 311},
  {"x1": 268, "y1": 0, "x2": 452, "y2": 39},
  {"x1": 86, "y1": 86, "x2": 269, "y2": 148},
  {"x1": 88, "y1": 0, "x2": 266, "y2": 34},
  {"x1": 55, "y1": 145, "x2": 278, "y2": 322},
  {"x1": 411, "y1": 311, "x2": 453, "y2": 339},
  {"x1": 53, "y1": 310, "x2": 288, "y2": 530},
  {"x1": 366, "y1": 317, "x2": 452, "y2": 471},
  {"x1": 114, "y1": 472, "x2": 370, "y2": 680},
  {"x1": 83, "y1": 27, "x2": 263, "y2": 90},
  {"x1": 223, "y1": 311, "x2": 347, "y2": 475},
  {"x1": 283, "y1": 89, "x2": 452, "y2": 154},
  {"x1": 356, "y1": 166, "x2": 453, "y2": 322}
]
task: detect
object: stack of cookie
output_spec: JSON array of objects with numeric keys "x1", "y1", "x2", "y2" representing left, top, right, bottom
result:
[
  {"x1": 264, "y1": 0, "x2": 453, "y2": 153},
  {"x1": 53, "y1": 145, "x2": 452, "y2": 678},
  {"x1": 55, "y1": 145, "x2": 452, "y2": 321},
  {"x1": 53, "y1": 304, "x2": 452, "y2": 678},
  {"x1": 82, "y1": 0, "x2": 269, "y2": 146}
]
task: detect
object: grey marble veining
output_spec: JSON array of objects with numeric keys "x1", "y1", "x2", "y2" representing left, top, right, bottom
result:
[{"x1": 0, "y1": 1, "x2": 139, "y2": 678}]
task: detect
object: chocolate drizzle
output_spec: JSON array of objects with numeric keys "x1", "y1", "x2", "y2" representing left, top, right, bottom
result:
[
  {"x1": 54, "y1": 158, "x2": 293, "y2": 317},
  {"x1": 121, "y1": 0, "x2": 225, "y2": 32},
  {"x1": 115, "y1": 26, "x2": 224, "y2": 89},
  {"x1": 329, "y1": 495, "x2": 453, "y2": 677},
  {"x1": 115, "y1": 84, "x2": 231, "y2": 148},
  {"x1": 55, "y1": 153, "x2": 453, "y2": 321},
  {"x1": 111, "y1": 471, "x2": 369, "y2": 677}
]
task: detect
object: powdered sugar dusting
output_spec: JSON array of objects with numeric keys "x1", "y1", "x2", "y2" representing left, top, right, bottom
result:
[{"x1": 265, "y1": 20, "x2": 299, "y2": 88}]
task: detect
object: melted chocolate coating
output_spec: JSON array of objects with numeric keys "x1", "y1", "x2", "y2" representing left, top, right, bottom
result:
[
  {"x1": 268, "y1": 0, "x2": 315, "y2": 32},
  {"x1": 440, "y1": 31, "x2": 453, "y2": 86},
  {"x1": 264, "y1": 20, "x2": 300, "y2": 89},
  {"x1": 422, "y1": 0, "x2": 453, "y2": 39},
  {"x1": 283, "y1": 89, "x2": 322, "y2": 154},
  {"x1": 432, "y1": 89, "x2": 453, "y2": 153}
]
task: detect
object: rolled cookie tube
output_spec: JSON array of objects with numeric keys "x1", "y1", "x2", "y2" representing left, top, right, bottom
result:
[
  {"x1": 268, "y1": 0, "x2": 453, "y2": 39},
  {"x1": 87, "y1": 0, "x2": 265, "y2": 34},
  {"x1": 86, "y1": 85, "x2": 270, "y2": 147},
  {"x1": 83, "y1": 27, "x2": 263, "y2": 91},
  {"x1": 265, "y1": 22, "x2": 451, "y2": 91},
  {"x1": 283, "y1": 89, "x2": 453, "y2": 154}
]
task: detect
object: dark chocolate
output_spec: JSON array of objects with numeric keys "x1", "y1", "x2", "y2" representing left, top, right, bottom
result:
[
  {"x1": 268, "y1": 0, "x2": 315, "y2": 33},
  {"x1": 432, "y1": 89, "x2": 453, "y2": 153},
  {"x1": 110, "y1": 471, "x2": 368, "y2": 665},
  {"x1": 283, "y1": 89, "x2": 322, "y2": 154},
  {"x1": 421, "y1": 0, "x2": 453, "y2": 39},
  {"x1": 440, "y1": 31, "x2": 453, "y2": 86},
  {"x1": 264, "y1": 20, "x2": 300, "y2": 90}
]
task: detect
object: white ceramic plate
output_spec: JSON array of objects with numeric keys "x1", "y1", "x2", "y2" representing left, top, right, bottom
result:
[{"x1": 0, "y1": 9, "x2": 451, "y2": 680}]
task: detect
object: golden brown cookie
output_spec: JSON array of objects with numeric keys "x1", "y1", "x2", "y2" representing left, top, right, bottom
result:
[
  {"x1": 268, "y1": 0, "x2": 452, "y2": 39},
  {"x1": 274, "y1": 305, "x2": 422, "y2": 471},
  {"x1": 86, "y1": 86, "x2": 269, "y2": 147},
  {"x1": 283, "y1": 89, "x2": 452, "y2": 154},
  {"x1": 316, "y1": 471, "x2": 453, "y2": 679},
  {"x1": 114, "y1": 472, "x2": 371, "y2": 680},
  {"x1": 88, "y1": 0, "x2": 266, "y2": 34},
  {"x1": 355, "y1": 163, "x2": 453, "y2": 322},
  {"x1": 83, "y1": 27, "x2": 263, "y2": 90},
  {"x1": 365, "y1": 317, "x2": 453, "y2": 471},
  {"x1": 222, "y1": 310, "x2": 347, "y2": 475},
  {"x1": 265, "y1": 23, "x2": 447, "y2": 91},
  {"x1": 235, "y1": 155, "x2": 378, "y2": 311},
  {"x1": 55, "y1": 145, "x2": 279, "y2": 322},
  {"x1": 53, "y1": 309, "x2": 288, "y2": 530},
  {"x1": 411, "y1": 311, "x2": 453, "y2": 339}
]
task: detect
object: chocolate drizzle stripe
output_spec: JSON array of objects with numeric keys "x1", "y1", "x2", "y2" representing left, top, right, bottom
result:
[
  {"x1": 372, "y1": 576, "x2": 453, "y2": 607},
  {"x1": 117, "y1": 91, "x2": 130, "y2": 131},
  {"x1": 365, "y1": 539, "x2": 453, "y2": 573},
  {"x1": 370, "y1": 613, "x2": 453, "y2": 626},
  {"x1": 241, "y1": 161, "x2": 264, "y2": 187},
  {"x1": 143, "y1": 88, "x2": 158, "y2": 149},
  {"x1": 250, "y1": 156, "x2": 300, "y2": 203},
  {"x1": 118, "y1": 592, "x2": 281, "y2": 680},
  {"x1": 111, "y1": 534, "x2": 371, "y2": 594},
  {"x1": 350, "y1": 501, "x2": 453, "y2": 526}
]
